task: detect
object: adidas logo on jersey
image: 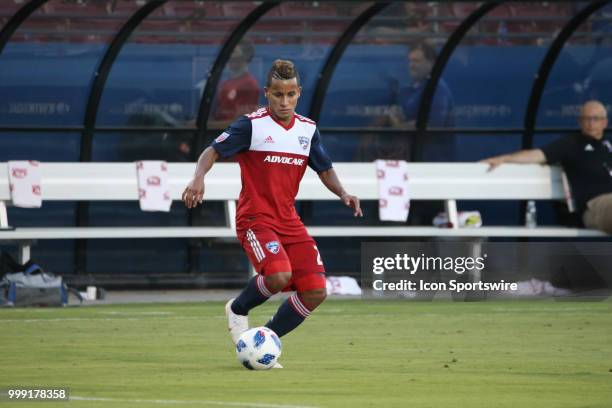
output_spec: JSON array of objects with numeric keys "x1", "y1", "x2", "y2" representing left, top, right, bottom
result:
[
  {"x1": 584, "y1": 144, "x2": 594, "y2": 151},
  {"x1": 264, "y1": 136, "x2": 275, "y2": 143},
  {"x1": 264, "y1": 155, "x2": 304, "y2": 166}
]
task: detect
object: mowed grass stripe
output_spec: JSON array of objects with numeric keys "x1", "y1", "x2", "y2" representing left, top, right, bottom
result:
[{"x1": 71, "y1": 395, "x2": 319, "y2": 408}]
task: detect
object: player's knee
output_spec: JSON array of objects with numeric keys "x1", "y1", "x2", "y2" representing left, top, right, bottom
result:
[
  {"x1": 265, "y1": 272, "x2": 292, "y2": 292},
  {"x1": 300, "y1": 288, "x2": 327, "y2": 310}
]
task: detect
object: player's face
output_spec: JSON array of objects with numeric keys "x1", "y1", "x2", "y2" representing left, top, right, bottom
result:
[
  {"x1": 408, "y1": 49, "x2": 432, "y2": 83},
  {"x1": 264, "y1": 78, "x2": 301, "y2": 125},
  {"x1": 579, "y1": 102, "x2": 608, "y2": 140}
]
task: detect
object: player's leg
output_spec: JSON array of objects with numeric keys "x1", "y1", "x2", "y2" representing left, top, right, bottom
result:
[
  {"x1": 231, "y1": 228, "x2": 292, "y2": 314},
  {"x1": 583, "y1": 193, "x2": 612, "y2": 234},
  {"x1": 265, "y1": 241, "x2": 326, "y2": 337},
  {"x1": 297, "y1": 287, "x2": 327, "y2": 310},
  {"x1": 226, "y1": 227, "x2": 292, "y2": 343}
]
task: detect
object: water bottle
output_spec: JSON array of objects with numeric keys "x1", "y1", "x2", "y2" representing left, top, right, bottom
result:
[{"x1": 525, "y1": 200, "x2": 537, "y2": 228}]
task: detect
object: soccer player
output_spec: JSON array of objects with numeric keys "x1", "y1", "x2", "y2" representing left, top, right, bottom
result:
[{"x1": 182, "y1": 59, "x2": 362, "y2": 367}]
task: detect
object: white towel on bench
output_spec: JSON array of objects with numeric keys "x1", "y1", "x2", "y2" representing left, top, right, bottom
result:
[
  {"x1": 136, "y1": 161, "x2": 172, "y2": 212},
  {"x1": 376, "y1": 160, "x2": 410, "y2": 222},
  {"x1": 8, "y1": 160, "x2": 42, "y2": 208}
]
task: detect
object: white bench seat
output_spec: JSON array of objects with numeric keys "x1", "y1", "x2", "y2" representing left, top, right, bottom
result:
[
  {"x1": 0, "y1": 227, "x2": 236, "y2": 240},
  {"x1": 0, "y1": 225, "x2": 604, "y2": 241},
  {"x1": 0, "y1": 162, "x2": 607, "y2": 263}
]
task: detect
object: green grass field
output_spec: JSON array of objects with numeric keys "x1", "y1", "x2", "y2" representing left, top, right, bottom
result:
[{"x1": 1, "y1": 299, "x2": 611, "y2": 408}]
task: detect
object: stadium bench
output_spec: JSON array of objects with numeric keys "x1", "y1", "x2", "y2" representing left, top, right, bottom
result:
[{"x1": 0, "y1": 162, "x2": 606, "y2": 262}]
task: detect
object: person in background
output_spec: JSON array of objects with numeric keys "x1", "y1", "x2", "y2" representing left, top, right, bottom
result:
[
  {"x1": 207, "y1": 40, "x2": 260, "y2": 129},
  {"x1": 482, "y1": 100, "x2": 612, "y2": 234},
  {"x1": 363, "y1": 43, "x2": 455, "y2": 163}
]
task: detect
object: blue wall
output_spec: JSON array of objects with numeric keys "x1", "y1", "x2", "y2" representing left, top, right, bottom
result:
[
  {"x1": 2, "y1": 43, "x2": 611, "y2": 130},
  {"x1": 1, "y1": 43, "x2": 610, "y2": 278}
]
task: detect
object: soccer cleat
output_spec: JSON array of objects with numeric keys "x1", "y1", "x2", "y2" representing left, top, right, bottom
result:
[
  {"x1": 225, "y1": 298, "x2": 248, "y2": 344},
  {"x1": 272, "y1": 362, "x2": 283, "y2": 369}
]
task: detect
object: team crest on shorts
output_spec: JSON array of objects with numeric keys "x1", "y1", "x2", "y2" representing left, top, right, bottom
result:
[
  {"x1": 265, "y1": 241, "x2": 280, "y2": 254},
  {"x1": 298, "y1": 136, "x2": 309, "y2": 150}
]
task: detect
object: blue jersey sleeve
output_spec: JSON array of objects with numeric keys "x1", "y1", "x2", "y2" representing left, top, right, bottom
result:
[
  {"x1": 211, "y1": 116, "x2": 252, "y2": 159},
  {"x1": 308, "y1": 128, "x2": 333, "y2": 173}
]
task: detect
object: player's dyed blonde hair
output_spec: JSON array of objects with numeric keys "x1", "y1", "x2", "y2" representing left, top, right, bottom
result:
[{"x1": 266, "y1": 59, "x2": 300, "y2": 87}]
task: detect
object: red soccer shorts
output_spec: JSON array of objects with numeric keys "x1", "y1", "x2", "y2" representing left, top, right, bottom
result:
[{"x1": 238, "y1": 224, "x2": 326, "y2": 293}]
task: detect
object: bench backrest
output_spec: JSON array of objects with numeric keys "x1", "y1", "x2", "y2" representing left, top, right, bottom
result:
[{"x1": 0, "y1": 162, "x2": 565, "y2": 202}]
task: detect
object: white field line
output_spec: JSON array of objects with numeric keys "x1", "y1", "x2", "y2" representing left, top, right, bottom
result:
[
  {"x1": 100, "y1": 311, "x2": 175, "y2": 316},
  {"x1": 0, "y1": 316, "x2": 204, "y2": 323},
  {"x1": 71, "y1": 395, "x2": 320, "y2": 408}
]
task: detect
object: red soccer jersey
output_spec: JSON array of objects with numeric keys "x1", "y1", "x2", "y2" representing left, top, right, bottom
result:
[
  {"x1": 211, "y1": 108, "x2": 332, "y2": 238},
  {"x1": 211, "y1": 73, "x2": 260, "y2": 122}
]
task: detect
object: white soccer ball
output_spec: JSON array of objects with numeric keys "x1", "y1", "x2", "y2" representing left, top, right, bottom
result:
[{"x1": 235, "y1": 327, "x2": 282, "y2": 370}]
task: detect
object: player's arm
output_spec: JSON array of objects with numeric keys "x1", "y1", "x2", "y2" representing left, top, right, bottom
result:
[
  {"x1": 318, "y1": 168, "x2": 363, "y2": 217},
  {"x1": 182, "y1": 116, "x2": 252, "y2": 209},
  {"x1": 182, "y1": 146, "x2": 219, "y2": 209},
  {"x1": 480, "y1": 149, "x2": 546, "y2": 172}
]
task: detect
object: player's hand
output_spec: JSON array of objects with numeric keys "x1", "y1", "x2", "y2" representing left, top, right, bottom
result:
[
  {"x1": 182, "y1": 176, "x2": 205, "y2": 209},
  {"x1": 341, "y1": 193, "x2": 363, "y2": 217},
  {"x1": 480, "y1": 156, "x2": 505, "y2": 172}
]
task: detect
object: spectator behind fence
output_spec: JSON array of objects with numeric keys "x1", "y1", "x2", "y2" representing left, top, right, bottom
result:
[
  {"x1": 371, "y1": 42, "x2": 456, "y2": 162},
  {"x1": 206, "y1": 40, "x2": 261, "y2": 130},
  {"x1": 481, "y1": 100, "x2": 612, "y2": 234},
  {"x1": 364, "y1": 43, "x2": 456, "y2": 226}
]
